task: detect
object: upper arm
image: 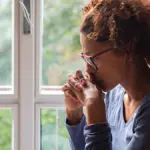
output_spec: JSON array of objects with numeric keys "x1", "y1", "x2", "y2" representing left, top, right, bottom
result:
[{"x1": 127, "y1": 103, "x2": 150, "y2": 150}]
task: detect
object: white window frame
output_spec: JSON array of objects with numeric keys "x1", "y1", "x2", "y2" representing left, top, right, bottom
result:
[
  {"x1": 18, "y1": 0, "x2": 35, "y2": 149},
  {"x1": 34, "y1": 0, "x2": 89, "y2": 149},
  {"x1": 1, "y1": 0, "x2": 35, "y2": 150},
  {"x1": 1, "y1": 0, "x2": 87, "y2": 149},
  {"x1": 0, "y1": 0, "x2": 19, "y2": 149}
]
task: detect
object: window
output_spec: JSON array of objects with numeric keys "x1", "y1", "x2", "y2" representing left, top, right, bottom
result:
[
  {"x1": 0, "y1": 109, "x2": 12, "y2": 149},
  {"x1": 36, "y1": 105, "x2": 70, "y2": 150},
  {"x1": 35, "y1": 0, "x2": 85, "y2": 149},
  {"x1": 0, "y1": 0, "x2": 12, "y2": 86},
  {"x1": 0, "y1": 0, "x2": 86, "y2": 149},
  {"x1": 0, "y1": 105, "x2": 18, "y2": 150},
  {"x1": 41, "y1": 0, "x2": 84, "y2": 87},
  {"x1": 0, "y1": 0, "x2": 17, "y2": 95},
  {"x1": 0, "y1": 0, "x2": 18, "y2": 149}
]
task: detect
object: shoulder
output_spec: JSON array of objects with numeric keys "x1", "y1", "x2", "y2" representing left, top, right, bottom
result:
[{"x1": 134, "y1": 93, "x2": 150, "y2": 130}]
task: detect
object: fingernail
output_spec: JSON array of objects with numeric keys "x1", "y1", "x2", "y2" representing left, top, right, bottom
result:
[
  {"x1": 77, "y1": 70, "x2": 81, "y2": 74},
  {"x1": 73, "y1": 98, "x2": 78, "y2": 102},
  {"x1": 81, "y1": 80, "x2": 86, "y2": 85},
  {"x1": 75, "y1": 84, "x2": 81, "y2": 89}
]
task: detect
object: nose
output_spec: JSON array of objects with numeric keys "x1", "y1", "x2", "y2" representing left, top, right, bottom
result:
[{"x1": 85, "y1": 63, "x2": 95, "y2": 74}]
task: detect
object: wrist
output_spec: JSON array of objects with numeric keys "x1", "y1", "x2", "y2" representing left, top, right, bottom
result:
[
  {"x1": 85, "y1": 99, "x2": 106, "y2": 124},
  {"x1": 66, "y1": 107, "x2": 83, "y2": 125}
]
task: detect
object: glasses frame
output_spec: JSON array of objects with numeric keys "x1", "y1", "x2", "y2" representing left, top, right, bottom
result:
[{"x1": 80, "y1": 47, "x2": 115, "y2": 71}]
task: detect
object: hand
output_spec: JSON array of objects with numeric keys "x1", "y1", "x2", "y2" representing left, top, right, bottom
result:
[
  {"x1": 67, "y1": 70, "x2": 104, "y2": 106},
  {"x1": 62, "y1": 82, "x2": 83, "y2": 111},
  {"x1": 67, "y1": 70, "x2": 106, "y2": 124},
  {"x1": 62, "y1": 75, "x2": 83, "y2": 125}
]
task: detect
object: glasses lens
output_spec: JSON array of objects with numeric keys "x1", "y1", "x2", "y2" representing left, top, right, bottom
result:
[
  {"x1": 80, "y1": 53, "x2": 97, "y2": 70},
  {"x1": 84, "y1": 57, "x2": 96, "y2": 69}
]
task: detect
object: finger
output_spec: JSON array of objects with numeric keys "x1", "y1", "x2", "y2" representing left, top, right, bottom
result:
[
  {"x1": 80, "y1": 78, "x2": 87, "y2": 86},
  {"x1": 74, "y1": 83, "x2": 83, "y2": 91},
  {"x1": 75, "y1": 70, "x2": 88, "y2": 87},
  {"x1": 75, "y1": 70, "x2": 84, "y2": 79},
  {"x1": 68, "y1": 75, "x2": 78, "y2": 88},
  {"x1": 62, "y1": 84, "x2": 79, "y2": 100},
  {"x1": 84, "y1": 72, "x2": 90, "y2": 80},
  {"x1": 62, "y1": 83, "x2": 71, "y2": 91},
  {"x1": 68, "y1": 77, "x2": 85, "y2": 91},
  {"x1": 85, "y1": 72, "x2": 96, "y2": 85},
  {"x1": 64, "y1": 90, "x2": 79, "y2": 102}
]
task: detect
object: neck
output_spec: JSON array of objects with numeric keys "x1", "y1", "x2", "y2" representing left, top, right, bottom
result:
[{"x1": 121, "y1": 63, "x2": 150, "y2": 102}]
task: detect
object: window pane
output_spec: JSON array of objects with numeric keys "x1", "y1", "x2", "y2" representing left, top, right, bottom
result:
[
  {"x1": 41, "y1": 109, "x2": 70, "y2": 150},
  {"x1": 0, "y1": 0, "x2": 12, "y2": 86},
  {"x1": 0, "y1": 109, "x2": 12, "y2": 149},
  {"x1": 42, "y1": 0, "x2": 84, "y2": 86}
]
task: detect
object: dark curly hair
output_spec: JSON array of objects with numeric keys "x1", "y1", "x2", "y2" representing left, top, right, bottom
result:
[{"x1": 80, "y1": 0, "x2": 150, "y2": 58}]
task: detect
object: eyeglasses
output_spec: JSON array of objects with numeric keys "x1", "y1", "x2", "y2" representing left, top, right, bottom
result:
[{"x1": 80, "y1": 47, "x2": 114, "y2": 71}]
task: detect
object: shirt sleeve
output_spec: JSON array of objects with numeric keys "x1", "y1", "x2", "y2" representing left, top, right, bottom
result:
[
  {"x1": 84, "y1": 123, "x2": 112, "y2": 150},
  {"x1": 126, "y1": 102, "x2": 150, "y2": 150},
  {"x1": 66, "y1": 114, "x2": 86, "y2": 150}
]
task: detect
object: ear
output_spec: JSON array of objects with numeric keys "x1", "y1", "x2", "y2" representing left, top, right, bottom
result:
[
  {"x1": 124, "y1": 51, "x2": 133, "y2": 63},
  {"x1": 125, "y1": 38, "x2": 138, "y2": 62},
  {"x1": 140, "y1": 0, "x2": 150, "y2": 6},
  {"x1": 145, "y1": 57, "x2": 150, "y2": 68}
]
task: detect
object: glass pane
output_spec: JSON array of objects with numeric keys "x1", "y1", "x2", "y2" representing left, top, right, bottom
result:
[
  {"x1": 0, "y1": 0, "x2": 12, "y2": 86},
  {"x1": 0, "y1": 109, "x2": 12, "y2": 150},
  {"x1": 40, "y1": 109, "x2": 70, "y2": 150},
  {"x1": 42, "y1": 0, "x2": 84, "y2": 86},
  {"x1": 57, "y1": 110, "x2": 70, "y2": 150}
]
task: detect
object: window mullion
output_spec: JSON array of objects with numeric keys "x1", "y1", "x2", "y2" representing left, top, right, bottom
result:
[{"x1": 19, "y1": 0, "x2": 35, "y2": 150}]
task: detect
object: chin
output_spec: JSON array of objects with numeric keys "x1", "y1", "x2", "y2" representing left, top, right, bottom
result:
[
  {"x1": 95, "y1": 80, "x2": 107, "y2": 91},
  {"x1": 89, "y1": 73, "x2": 118, "y2": 92},
  {"x1": 96, "y1": 80, "x2": 118, "y2": 92}
]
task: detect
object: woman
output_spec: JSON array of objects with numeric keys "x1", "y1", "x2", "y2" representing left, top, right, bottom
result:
[{"x1": 62, "y1": 0, "x2": 150, "y2": 149}]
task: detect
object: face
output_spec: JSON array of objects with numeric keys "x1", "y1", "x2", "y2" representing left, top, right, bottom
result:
[{"x1": 80, "y1": 33, "x2": 126, "y2": 91}]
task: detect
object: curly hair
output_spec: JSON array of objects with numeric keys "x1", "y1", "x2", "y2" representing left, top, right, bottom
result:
[{"x1": 80, "y1": 0, "x2": 150, "y2": 58}]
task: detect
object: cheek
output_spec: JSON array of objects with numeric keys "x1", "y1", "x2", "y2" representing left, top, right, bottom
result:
[
  {"x1": 96, "y1": 58, "x2": 119, "y2": 79},
  {"x1": 96, "y1": 53, "x2": 124, "y2": 78},
  {"x1": 96, "y1": 59, "x2": 111, "y2": 73}
]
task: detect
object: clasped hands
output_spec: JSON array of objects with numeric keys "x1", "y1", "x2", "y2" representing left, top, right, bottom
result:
[
  {"x1": 62, "y1": 69, "x2": 105, "y2": 107},
  {"x1": 62, "y1": 70, "x2": 107, "y2": 124}
]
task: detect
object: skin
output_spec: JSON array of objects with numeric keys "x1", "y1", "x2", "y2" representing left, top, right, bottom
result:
[{"x1": 62, "y1": 33, "x2": 150, "y2": 124}]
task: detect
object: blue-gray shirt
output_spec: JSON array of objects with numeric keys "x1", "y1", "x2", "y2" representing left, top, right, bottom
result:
[{"x1": 66, "y1": 84, "x2": 150, "y2": 150}]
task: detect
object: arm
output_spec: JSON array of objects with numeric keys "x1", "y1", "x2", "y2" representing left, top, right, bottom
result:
[
  {"x1": 84, "y1": 123, "x2": 112, "y2": 150},
  {"x1": 66, "y1": 114, "x2": 86, "y2": 150},
  {"x1": 63, "y1": 70, "x2": 112, "y2": 150},
  {"x1": 126, "y1": 103, "x2": 150, "y2": 150},
  {"x1": 83, "y1": 99, "x2": 112, "y2": 150}
]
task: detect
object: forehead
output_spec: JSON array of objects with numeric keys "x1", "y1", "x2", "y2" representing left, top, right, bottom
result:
[{"x1": 80, "y1": 33, "x2": 113, "y2": 55}]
